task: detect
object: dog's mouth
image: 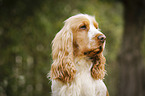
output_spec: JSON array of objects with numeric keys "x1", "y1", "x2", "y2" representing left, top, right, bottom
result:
[{"x1": 84, "y1": 46, "x2": 103, "y2": 58}]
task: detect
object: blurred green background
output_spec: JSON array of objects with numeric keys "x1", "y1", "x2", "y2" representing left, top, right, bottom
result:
[{"x1": 0, "y1": 0, "x2": 144, "y2": 96}]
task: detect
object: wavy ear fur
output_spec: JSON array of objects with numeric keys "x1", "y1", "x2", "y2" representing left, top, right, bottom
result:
[
  {"x1": 91, "y1": 54, "x2": 106, "y2": 80},
  {"x1": 50, "y1": 24, "x2": 76, "y2": 83}
]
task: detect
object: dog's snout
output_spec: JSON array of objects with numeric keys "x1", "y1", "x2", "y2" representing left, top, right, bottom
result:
[{"x1": 98, "y1": 35, "x2": 106, "y2": 42}]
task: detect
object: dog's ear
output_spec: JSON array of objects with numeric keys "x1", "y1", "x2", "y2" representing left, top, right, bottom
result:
[
  {"x1": 91, "y1": 54, "x2": 106, "y2": 80},
  {"x1": 50, "y1": 24, "x2": 76, "y2": 83}
]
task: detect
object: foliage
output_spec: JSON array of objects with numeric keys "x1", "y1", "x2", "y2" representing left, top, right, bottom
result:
[{"x1": 1, "y1": 0, "x2": 144, "y2": 96}]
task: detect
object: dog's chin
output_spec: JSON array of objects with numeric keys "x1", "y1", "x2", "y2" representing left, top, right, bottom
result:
[{"x1": 84, "y1": 46, "x2": 103, "y2": 58}]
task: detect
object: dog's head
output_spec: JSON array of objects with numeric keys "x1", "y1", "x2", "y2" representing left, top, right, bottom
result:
[{"x1": 65, "y1": 14, "x2": 106, "y2": 58}]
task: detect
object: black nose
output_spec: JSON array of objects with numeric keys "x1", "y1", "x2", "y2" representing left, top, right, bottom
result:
[{"x1": 98, "y1": 35, "x2": 106, "y2": 42}]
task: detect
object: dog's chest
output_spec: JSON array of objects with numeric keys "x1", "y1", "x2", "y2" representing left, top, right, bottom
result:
[
  {"x1": 74, "y1": 59, "x2": 107, "y2": 96},
  {"x1": 75, "y1": 68, "x2": 107, "y2": 96}
]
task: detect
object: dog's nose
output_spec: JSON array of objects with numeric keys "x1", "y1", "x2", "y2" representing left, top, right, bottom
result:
[{"x1": 98, "y1": 35, "x2": 106, "y2": 42}]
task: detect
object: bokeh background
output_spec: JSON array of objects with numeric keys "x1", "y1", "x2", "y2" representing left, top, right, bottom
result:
[{"x1": 0, "y1": 0, "x2": 144, "y2": 96}]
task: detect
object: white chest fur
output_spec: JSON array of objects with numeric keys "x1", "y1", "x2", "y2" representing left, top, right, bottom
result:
[{"x1": 51, "y1": 58, "x2": 107, "y2": 96}]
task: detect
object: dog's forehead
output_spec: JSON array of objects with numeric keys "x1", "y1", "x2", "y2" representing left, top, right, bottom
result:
[
  {"x1": 76, "y1": 14, "x2": 98, "y2": 27},
  {"x1": 64, "y1": 14, "x2": 99, "y2": 31},
  {"x1": 83, "y1": 14, "x2": 95, "y2": 23},
  {"x1": 78, "y1": 14, "x2": 96, "y2": 24},
  {"x1": 66, "y1": 14, "x2": 96, "y2": 23}
]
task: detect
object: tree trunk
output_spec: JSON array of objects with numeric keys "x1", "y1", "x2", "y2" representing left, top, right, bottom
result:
[{"x1": 118, "y1": 0, "x2": 145, "y2": 96}]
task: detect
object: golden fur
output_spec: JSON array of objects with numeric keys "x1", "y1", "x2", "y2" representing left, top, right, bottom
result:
[{"x1": 49, "y1": 14, "x2": 109, "y2": 96}]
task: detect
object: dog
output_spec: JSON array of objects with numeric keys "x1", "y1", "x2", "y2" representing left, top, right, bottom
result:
[{"x1": 49, "y1": 14, "x2": 109, "y2": 96}]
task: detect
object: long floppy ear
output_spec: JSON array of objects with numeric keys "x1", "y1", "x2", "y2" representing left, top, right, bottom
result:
[
  {"x1": 91, "y1": 54, "x2": 106, "y2": 80},
  {"x1": 50, "y1": 24, "x2": 76, "y2": 83}
]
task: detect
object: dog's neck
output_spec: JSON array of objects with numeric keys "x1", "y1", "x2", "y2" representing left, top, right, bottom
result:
[
  {"x1": 74, "y1": 54, "x2": 101, "y2": 65},
  {"x1": 74, "y1": 56, "x2": 98, "y2": 71},
  {"x1": 74, "y1": 54, "x2": 105, "y2": 80}
]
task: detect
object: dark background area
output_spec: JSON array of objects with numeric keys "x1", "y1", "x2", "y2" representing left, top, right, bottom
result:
[{"x1": 0, "y1": 0, "x2": 145, "y2": 96}]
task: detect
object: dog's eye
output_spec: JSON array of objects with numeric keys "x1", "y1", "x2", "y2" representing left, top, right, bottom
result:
[{"x1": 80, "y1": 25, "x2": 87, "y2": 29}]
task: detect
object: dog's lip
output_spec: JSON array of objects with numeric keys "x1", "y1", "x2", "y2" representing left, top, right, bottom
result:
[{"x1": 84, "y1": 46, "x2": 103, "y2": 55}]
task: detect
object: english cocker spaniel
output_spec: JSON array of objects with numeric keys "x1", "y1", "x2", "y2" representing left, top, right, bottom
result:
[{"x1": 49, "y1": 14, "x2": 109, "y2": 96}]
